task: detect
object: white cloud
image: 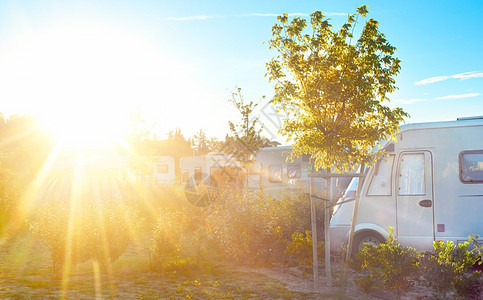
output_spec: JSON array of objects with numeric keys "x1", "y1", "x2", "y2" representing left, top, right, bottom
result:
[
  {"x1": 452, "y1": 71, "x2": 483, "y2": 80},
  {"x1": 435, "y1": 93, "x2": 480, "y2": 100},
  {"x1": 414, "y1": 76, "x2": 449, "y2": 86},
  {"x1": 415, "y1": 71, "x2": 483, "y2": 85},
  {"x1": 167, "y1": 14, "x2": 225, "y2": 21}
]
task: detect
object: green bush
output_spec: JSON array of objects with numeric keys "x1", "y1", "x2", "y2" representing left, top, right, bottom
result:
[
  {"x1": 284, "y1": 230, "x2": 323, "y2": 270},
  {"x1": 355, "y1": 230, "x2": 483, "y2": 299},
  {"x1": 454, "y1": 270, "x2": 483, "y2": 299},
  {"x1": 419, "y1": 235, "x2": 483, "y2": 299},
  {"x1": 204, "y1": 189, "x2": 313, "y2": 266},
  {"x1": 31, "y1": 197, "x2": 141, "y2": 278},
  {"x1": 119, "y1": 181, "x2": 187, "y2": 227},
  {"x1": 355, "y1": 228, "x2": 418, "y2": 299},
  {"x1": 151, "y1": 208, "x2": 209, "y2": 270},
  {"x1": 30, "y1": 168, "x2": 142, "y2": 279},
  {"x1": 0, "y1": 166, "x2": 22, "y2": 234}
]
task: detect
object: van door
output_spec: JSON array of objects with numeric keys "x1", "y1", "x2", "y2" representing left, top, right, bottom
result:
[{"x1": 396, "y1": 151, "x2": 434, "y2": 249}]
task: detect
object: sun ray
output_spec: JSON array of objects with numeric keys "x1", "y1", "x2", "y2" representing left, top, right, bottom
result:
[
  {"x1": 61, "y1": 163, "x2": 82, "y2": 292},
  {"x1": 92, "y1": 260, "x2": 103, "y2": 299}
]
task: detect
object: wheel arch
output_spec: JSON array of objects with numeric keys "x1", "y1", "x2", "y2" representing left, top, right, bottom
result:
[{"x1": 344, "y1": 223, "x2": 390, "y2": 246}]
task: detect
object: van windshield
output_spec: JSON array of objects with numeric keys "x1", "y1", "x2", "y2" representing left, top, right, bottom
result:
[{"x1": 342, "y1": 177, "x2": 358, "y2": 199}]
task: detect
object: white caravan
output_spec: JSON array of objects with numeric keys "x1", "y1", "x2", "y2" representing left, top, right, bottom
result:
[
  {"x1": 248, "y1": 146, "x2": 351, "y2": 199},
  {"x1": 152, "y1": 156, "x2": 176, "y2": 186},
  {"x1": 180, "y1": 152, "x2": 243, "y2": 187},
  {"x1": 330, "y1": 117, "x2": 483, "y2": 254},
  {"x1": 130, "y1": 156, "x2": 176, "y2": 186}
]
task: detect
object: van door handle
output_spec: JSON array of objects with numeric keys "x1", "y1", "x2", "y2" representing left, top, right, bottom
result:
[{"x1": 419, "y1": 199, "x2": 432, "y2": 207}]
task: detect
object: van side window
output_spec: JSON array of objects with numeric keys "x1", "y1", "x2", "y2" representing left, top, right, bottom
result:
[
  {"x1": 460, "y1": 151, "x2": 483, "y2": 183},
  {"x1": 287, "y1": 163, "x2": 301, "y2": 179},
  {"x1": 367, "y1": 155, "x2": 394, "y2": 196},
  {"x1": 398, "y1": 153, "x2": 425, "y2": 195},
  {"x1": 269, "y1": 164, "x2": 282, "y2": 183}
]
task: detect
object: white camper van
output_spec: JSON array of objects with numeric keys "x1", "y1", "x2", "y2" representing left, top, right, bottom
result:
[
  {"x1": 180, "y1": 152, "x2": 243, "y2": 186},
  {"x1": 180, "y1": 152, "x2": 243, "y2": 205},
  {"x1": 130, "y1": 156, "x2": 176, "y2": 186},
  {"x1": 153, "y1": 156, "x2": 176, "y2": 186},
  {"x1": 330, "y1": 117, "x2": 483, "y2": 254},
  {"x1": 248, "y1": 146, "x2": 351, "y2": 199}
]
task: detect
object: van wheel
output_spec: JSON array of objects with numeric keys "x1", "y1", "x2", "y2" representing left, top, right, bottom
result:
[{"x1": 352, "y1": 232, "x2": 385, "y2": 256}]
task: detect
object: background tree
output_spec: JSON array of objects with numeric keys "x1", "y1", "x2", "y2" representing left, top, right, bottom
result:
[
  {"x1": 266, "y1": 6, "x2": 408, "y2": 172},
  {"x1": 207, "y1": 136, "x2": 222, "y2": 153},
  {"x1": 192, "y1": 129, "x2": 210, "y2": 155},
  {"x1": 224, "y1": 88, "x2": 270, "y2": 168}
]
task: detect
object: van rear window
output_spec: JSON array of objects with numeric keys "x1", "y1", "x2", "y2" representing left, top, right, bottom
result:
[{"x1": 460, "y1": 151, "x2": 483, "y2": 183}]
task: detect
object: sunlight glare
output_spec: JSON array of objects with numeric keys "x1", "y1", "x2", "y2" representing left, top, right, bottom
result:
[{"x1": 0, "y1": 21, "x2": 184, "y2": 149}]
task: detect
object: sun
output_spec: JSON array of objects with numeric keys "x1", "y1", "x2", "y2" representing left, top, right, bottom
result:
[
  {"x1": 0, "y1": 20, "x2": 175, "y2": 151},
  {"x1": 1, "y1": 18, "x2": 215, "y2": 145},
  {"x1": 41, "y1": 105, "x2": 129, "y2": 149}
]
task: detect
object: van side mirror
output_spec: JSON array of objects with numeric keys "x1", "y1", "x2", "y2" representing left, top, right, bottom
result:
[{"x1": 384, "y1": 143, "x2": 395, "y2": 152}]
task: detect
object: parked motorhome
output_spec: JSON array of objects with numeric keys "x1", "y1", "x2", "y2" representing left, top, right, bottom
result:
[
  {"x1": 180, "y1": 152, "x2": 243, "y2": 188},
  {"x1": 330, "y1": 117, "x2": 483, "y2": 254},
  {"x1": 248, "y1": 146, "x2": 351, "y2": 199},
  {"x1": 130, "y1": 156, "x2": 176, "y2": 186},
  {"x1": 152, "y1": 156, "x2": 176, "y2": 186}
]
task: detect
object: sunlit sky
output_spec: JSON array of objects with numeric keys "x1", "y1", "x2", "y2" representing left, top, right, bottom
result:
[{"x1": 1, "y1": 0, "x2": 482, "y2": 143}]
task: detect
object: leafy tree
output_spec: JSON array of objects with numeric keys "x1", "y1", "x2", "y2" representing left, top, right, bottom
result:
[
  {"x1": 207, "y1": 136, "x2": 222, "y2": 153},
  {"x1": 224, "y1": 88, "x2": 270, "y2": 168},
  {"x1": 266, "y1": 6, "x2": 408, "y2": 172},
  {"x1": 192, "y1": 129, "x2": 210, "y2": 155}
]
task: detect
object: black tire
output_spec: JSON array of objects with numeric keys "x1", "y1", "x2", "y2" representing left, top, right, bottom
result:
[{"x1": 352, "y1": 231, "x2": 385, "y2": 257}]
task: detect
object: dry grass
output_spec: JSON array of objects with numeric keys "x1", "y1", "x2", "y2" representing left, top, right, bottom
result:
[{"x1": 0, "y1": 231, "x2": 329, "y2": 299}]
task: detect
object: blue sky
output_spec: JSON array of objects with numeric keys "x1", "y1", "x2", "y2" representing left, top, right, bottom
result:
[{"x1": 0, "y1": 0, "x2": 482, "y2": 143}]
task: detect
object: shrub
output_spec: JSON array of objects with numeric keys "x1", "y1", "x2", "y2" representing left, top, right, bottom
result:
[
  {"x1": 30, "y1": 168, "x2": 142, "y2": 278},
  {"x1": 204, "y1": 189, "x2": 314, "y2": 266},
  {"x1": 454, "y1": 270, "x2": 483, "y2": 299},
  {"x1": 119, "y1": 181, "x2": 187, "y2": 227},
  {"x1": 355, "y1": 228, "x2": 418, "y2": 299},
  {"x1": 151, "y1": 208, "x2": 209, "y2": 271},
  {"x1": 419, "y1": 235, "x2": 483, "y2": 299},
  {"x1": 284, "y1": 230, "x2": 324, "y2": 270},
  {"x1": 31, "y1": 197, "x2": 141, "y2": 278},
  {"x1": 0, "y1": 166, "x2": 22, "y2": 234}
]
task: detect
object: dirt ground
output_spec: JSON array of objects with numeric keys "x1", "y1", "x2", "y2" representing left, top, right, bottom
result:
[
  {"x1": 241, "y1": 264, "x2": 434, "y2": 300},
  {"x1": 1, "y1": 232, "x2": 434, "y2": 299}
]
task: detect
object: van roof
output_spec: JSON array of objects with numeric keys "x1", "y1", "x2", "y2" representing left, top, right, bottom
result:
[
  {"x1": 258, "y1": 145, "x2": 292, "y2": 152},
  {"x1": 400, "y1": 117, "x2": 483, "y2": 132}
]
